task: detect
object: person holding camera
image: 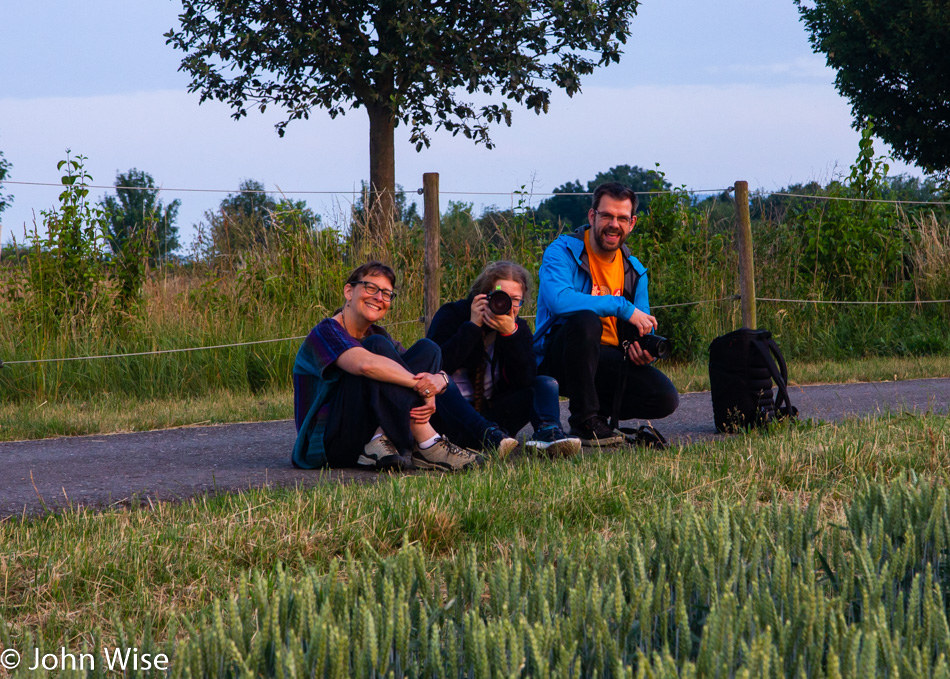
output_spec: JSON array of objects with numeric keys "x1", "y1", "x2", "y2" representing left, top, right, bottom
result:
[
  {"x1": 533, "y1": 182, "x2": 679, "y2": 446},
  {"x1": 427, "y1": 261, "x2": 581, "y2": 458},
  {"x1": 292, "y1": 260, "x2": 480, "y2": 472}
]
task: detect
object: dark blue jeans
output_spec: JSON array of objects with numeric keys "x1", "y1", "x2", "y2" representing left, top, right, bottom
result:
[
  {"x1": 431, "y1": 374, "x2": 563, "y2": 449},
  {"x1": 324, "y1": 336, "x2": 440, "y2": 467}
]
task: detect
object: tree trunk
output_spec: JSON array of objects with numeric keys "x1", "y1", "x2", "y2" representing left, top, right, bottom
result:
[{"x1": 366, "y1": 103, "x2": 397, "y2": 241}]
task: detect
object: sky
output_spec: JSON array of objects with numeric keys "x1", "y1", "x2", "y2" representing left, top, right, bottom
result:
[{"x1": 0, "y1": 0, "x2": 924, "y2": 246}]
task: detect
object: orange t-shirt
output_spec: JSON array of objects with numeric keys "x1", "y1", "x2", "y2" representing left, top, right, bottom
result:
[{"x1": 584, "y1": 229, "x2": 625, "y2": 346}]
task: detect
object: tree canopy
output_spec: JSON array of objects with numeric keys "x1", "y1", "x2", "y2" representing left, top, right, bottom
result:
[
  {"x1": 166, "y1": 0, "x2": 641, "y2": 235},
  {"x1": 102, "y1": 169, "x2": 181, "y2": 261},
  {"x1": 796, "y1": 0, "x2": 950, "y2": 176},
  {"x1": 535, "y1": 164, "x2": 671, "y2": 228}
]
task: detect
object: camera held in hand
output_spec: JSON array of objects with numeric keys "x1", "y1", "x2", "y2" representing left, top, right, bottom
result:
[
  {"x1": 486, "y1": 288, "x2": 512, "y2": 315},
  {"x1": 629, "y1": 328, "x2": 672, "y2": 360}
]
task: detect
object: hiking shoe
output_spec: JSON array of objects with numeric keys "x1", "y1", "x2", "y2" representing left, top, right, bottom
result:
[
  {"x1": 412, "y1": 436, "x2": 481, "y2": 472},
  {"x1": 569, "y1": 415, "x2": 624, "y2": 447},
  {"x1": 358, "y1": 435, "x2": 405, "y2": 471},
  {"x1": 484, "y1": 427, "x2": 520, "y2": 458},
  {"x1": 525, "y1": 425, "x2": 582, "y2": 458}
]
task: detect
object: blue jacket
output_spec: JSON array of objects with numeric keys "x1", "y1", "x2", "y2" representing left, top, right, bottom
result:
[{"x1": 533, "y1": 226, "x2": 650, "y2": 361}]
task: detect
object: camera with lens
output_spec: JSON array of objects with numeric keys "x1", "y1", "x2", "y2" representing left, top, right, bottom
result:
[
  {"x1": 629, "y1": 328, "x2": 672, "y2": 360},
  {"x1": 486, "y1": 288, "x2": 512, "y2": 315}
]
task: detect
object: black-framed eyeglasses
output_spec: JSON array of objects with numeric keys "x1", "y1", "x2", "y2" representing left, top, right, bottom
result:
[
  {"x1": 355, "y1": 280, "x2": 396, "y2": 302},
  {"x1": 595, "y1": 210, "x2": 633, "y2": 227}
]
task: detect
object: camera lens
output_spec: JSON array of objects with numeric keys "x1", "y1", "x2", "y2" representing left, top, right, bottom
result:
[
  {"x1": 638, "y1": 334, "x2": 672, "y2": 360},
  {"x1": 487, "y1": 290, "x2": 512, "y2": 315}
]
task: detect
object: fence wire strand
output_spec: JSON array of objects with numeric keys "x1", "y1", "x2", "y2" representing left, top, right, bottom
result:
[
  {"x1": 766, "y1": 192, "x2": 950, "y2": 206},
  {"x1": 758, "y1": 296, "x2": 950, "y2": 305},
  {"x1": 0, "y1": 317, "x2": 425, "y2": 367},
  {"x1": 6, "y1": 294, "x2": 949, "y2": 367}
]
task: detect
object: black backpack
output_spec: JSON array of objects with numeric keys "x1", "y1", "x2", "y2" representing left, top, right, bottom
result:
[{"x1": 708, "y1": 328, "x2": 797, "y2": 432}]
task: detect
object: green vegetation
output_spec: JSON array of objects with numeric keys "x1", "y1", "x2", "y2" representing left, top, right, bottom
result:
[
  {"x1": 796, "y1": 0, "x2": 950, "y2": 178},
  {"x1": 0, "y1": 141, "x2": 12, "y2": 219},
  {"x1": 1, "y1": 413, "x2": 949, "y2": 675}
]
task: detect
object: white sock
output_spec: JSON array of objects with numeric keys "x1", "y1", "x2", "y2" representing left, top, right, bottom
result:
[{"x1": 418, "y1": 434, "x2": 441, "y2": 449}]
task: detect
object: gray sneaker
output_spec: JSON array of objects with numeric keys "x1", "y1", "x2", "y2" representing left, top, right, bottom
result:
[
  {"x1": 412, "y1": 436, "x2": 481, "y2": 472},
  {"x1": 358, "y1": 435, "x2": 404, "y2": 471}
]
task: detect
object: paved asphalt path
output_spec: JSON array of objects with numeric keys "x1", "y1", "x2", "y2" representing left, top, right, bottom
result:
[{"x1": 2, "y1": 378, "x2": 949, "y2": 519}]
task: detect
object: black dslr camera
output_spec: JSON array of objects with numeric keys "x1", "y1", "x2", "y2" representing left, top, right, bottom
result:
[
  {"x1": 628, "y1": 328, "x2": 672, "y2": 360},
  {"x1": 486, "y1": 288, "x2": 512, "y2": 315}
]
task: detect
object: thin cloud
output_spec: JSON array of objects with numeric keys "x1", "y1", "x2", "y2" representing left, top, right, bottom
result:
[{"x1": 704, "y1": 56, "x2": 830, "y2": 80}]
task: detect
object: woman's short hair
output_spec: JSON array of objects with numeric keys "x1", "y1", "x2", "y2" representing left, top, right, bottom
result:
[
  {"x1": 469, "y1": 260, "x2": 531, "y2": 301},
  {"x1": 345, "y1": 260, "x2": 396, "y2": 288}
]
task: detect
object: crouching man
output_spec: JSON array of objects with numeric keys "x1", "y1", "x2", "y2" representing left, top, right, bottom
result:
[{"x1": 533, "y1": 182, "x2": 679, "y2": 446}]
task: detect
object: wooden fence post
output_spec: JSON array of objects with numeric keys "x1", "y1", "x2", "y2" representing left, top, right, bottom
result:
[
  {"x1": 734, "y1": 180, "x2": 757, "y2": 329},
  {"x1": 423, "y1": 173, "x2": 440, "y2": 332}
]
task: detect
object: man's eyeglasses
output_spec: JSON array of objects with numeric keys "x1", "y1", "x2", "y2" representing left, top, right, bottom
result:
[
  {"x1": 595, "y1": 210, "x2": 633, "y2": 228},
  {"x1": 355, "y1": 280, "x2": 396, "y2": 302}
]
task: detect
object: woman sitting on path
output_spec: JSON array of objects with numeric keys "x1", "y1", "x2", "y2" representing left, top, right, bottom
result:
[
  {"x1": 292, "y1": 260, "x2": 479, "y2": 472},
  {"x1": 427, "y1": 260, "x2": 581, "y2": 458}
]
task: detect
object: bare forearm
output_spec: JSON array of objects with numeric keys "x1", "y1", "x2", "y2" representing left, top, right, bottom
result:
[
  {"x1": 359, "y1": 354, "x2": 417, "y2": 387},
  {"x1": 336, "y1": 347, "x2": 417, "y2": 388}
]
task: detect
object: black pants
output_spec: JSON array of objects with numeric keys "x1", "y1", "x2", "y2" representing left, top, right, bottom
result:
[
  {"x1": 538, "y1": 310, "x2": 679, "y2": 427},
  {"x1": 324, "y1": 335, "x2": 440, "y2": 467}
]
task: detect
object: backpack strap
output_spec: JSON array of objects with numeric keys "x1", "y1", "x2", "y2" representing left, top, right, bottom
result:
[{"x1": 752, "y1": 337, "x2": 797, "y2": 420}]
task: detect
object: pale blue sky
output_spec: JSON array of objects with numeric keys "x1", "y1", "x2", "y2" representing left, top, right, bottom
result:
[{"x1": 0, "y1": 0, "x2": 922, "y2": 244}]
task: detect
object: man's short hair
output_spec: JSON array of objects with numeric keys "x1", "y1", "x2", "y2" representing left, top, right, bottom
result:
[
  {"x1": 345, "y1": 260, "x2": 396, "y2": 288},
  {"x1": 591, "y1": 182, "x2": 639, "y2": 215}
]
